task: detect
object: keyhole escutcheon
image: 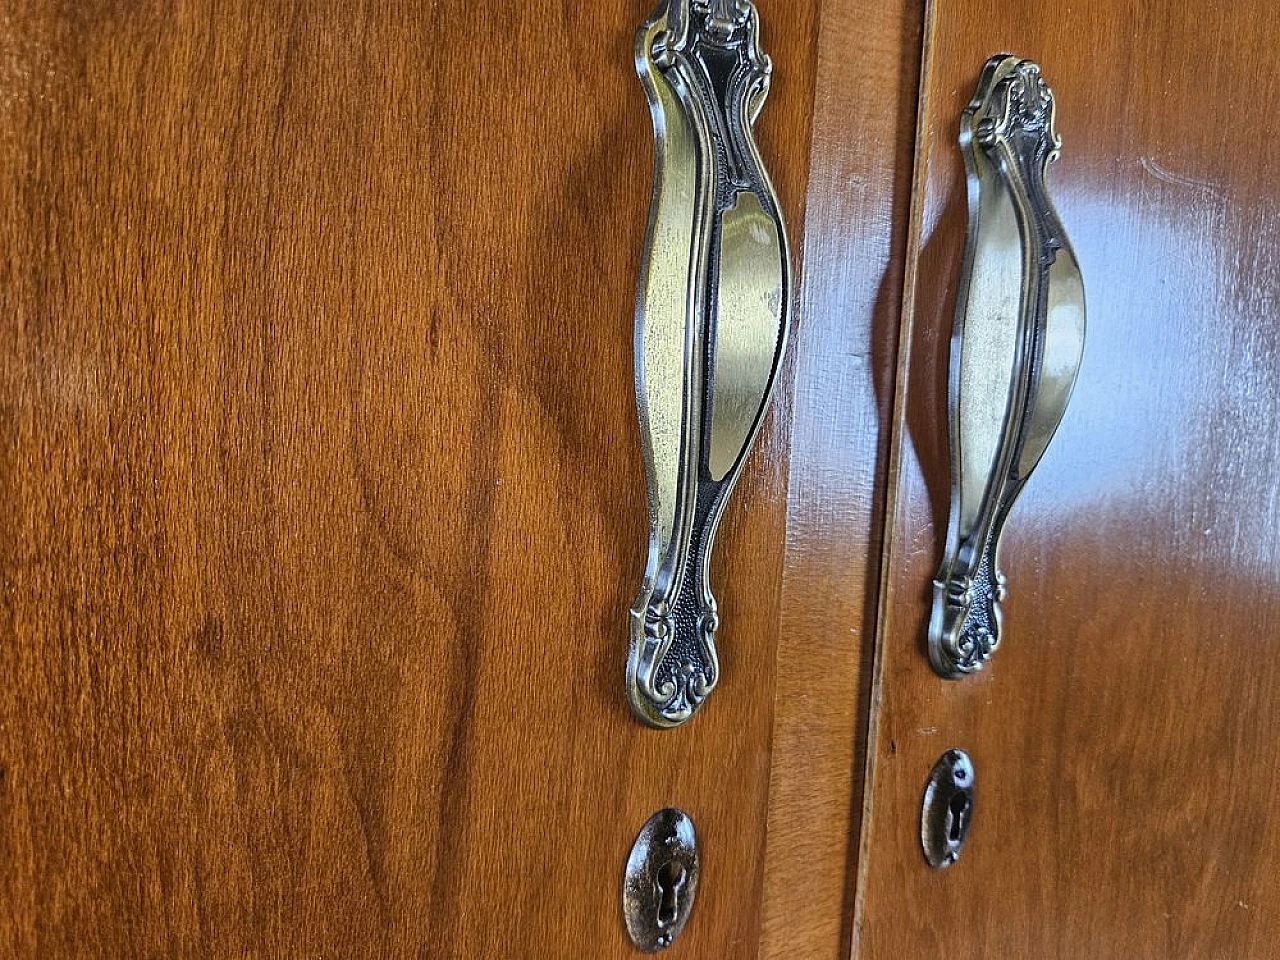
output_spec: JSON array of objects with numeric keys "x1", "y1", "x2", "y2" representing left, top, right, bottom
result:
[
  {"x1": 922, "y1": 749, "x2": 976, "y2": 869},
  {"x1": 623, "y1": 808, "x2": 700, "y2": 952}
]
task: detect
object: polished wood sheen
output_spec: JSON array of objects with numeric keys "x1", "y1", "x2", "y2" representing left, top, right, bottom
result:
[
  {"x1": 856, "y1": 1, "x2": 1280, "y2": 957},
  {"x1": 0, "y1": 1, "x2": 819, "y2": 955}
]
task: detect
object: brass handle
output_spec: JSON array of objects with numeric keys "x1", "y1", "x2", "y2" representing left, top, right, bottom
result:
[
  {"x1": 627, "y1": 0, "x2": 790, "y2": 728},
  {"x1": 929, "y1": 55, "x2": 1086, "y2": 679}
]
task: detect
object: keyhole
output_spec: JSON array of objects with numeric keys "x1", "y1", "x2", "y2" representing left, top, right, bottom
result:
[
  {"x1": 946, "y1": 790, "x2": 971, "y2": 843},
  {"x1": 655, "y1": 860, "x2": 686, "y2": 928}
]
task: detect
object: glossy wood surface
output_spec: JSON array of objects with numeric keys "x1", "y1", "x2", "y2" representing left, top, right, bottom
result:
[
  {"x1": 760, "y1": 1, "x2": 921, "y2": 957},
  {"x1": 856, "y1": 1, "x2": 1280, "y2": 957},
  {"x1": 0, "y1": 2, "x2": 819, "y2": 955}
]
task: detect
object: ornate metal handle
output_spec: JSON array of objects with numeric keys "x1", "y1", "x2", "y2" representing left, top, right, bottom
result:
[
  {"x1": 929, "y1": 55, "x2": 1086, "y2": 679},
  {"x1": 627, "y1": 0, "x2": 790, "y2": 728}
]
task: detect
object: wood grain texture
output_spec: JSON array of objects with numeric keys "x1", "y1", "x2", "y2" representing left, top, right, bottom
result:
[
  {"x1": 0, "y1": 1, "x2": 818, "y2": 955},
  {"x1": 760, "y1": 0, "x2": 921, "y2": 957},
  {"x1": 856, "y1": 1, "x2": 1280, "y2": 957}
]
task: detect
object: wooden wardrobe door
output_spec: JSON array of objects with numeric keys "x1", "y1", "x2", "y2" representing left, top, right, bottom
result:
[
  {"x1": 0, "y1": 2, "x2": 823, "y2": 955},
  {"x1": 856, "y1": 1, "x2": 1280, "y2": 957}
]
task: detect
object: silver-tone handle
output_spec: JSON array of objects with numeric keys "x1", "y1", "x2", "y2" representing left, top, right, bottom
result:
[
  {"x1": 628, "y1": 0, "x2": 790, "y2": 728},
  {"x1": 929, "y1": 55, "x2": 1086, "y2": 679}
]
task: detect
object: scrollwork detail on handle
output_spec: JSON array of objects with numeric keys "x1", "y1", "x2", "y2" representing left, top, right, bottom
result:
[
  {"x1": 628, "y1": 0, "x2": 790, "y2": 726},
  {"x1": 930, "y1": 56, "x2": 1085, "y2": 678}
]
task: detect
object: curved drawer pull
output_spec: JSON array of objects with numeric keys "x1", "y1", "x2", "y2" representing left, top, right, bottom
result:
[
  {"x1": 929, "y1": 55, "x2": 1086, "y2": 679},
  {"x1": 628, "y1": 0, "x2": 791, "y2": 728}
]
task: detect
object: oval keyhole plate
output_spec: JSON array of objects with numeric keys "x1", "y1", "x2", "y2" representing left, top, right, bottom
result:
[
  {"x1": 623, "y1": 808, "x2": 699, "y2": 952},
  {"x1": 921, "y1": 749, "x2": 975, "y2": 869}
]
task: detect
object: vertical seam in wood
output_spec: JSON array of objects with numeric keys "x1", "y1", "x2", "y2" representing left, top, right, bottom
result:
[
  {"x1": 848, "y1": 0, "x2": 937, "y2": 955},
  {"x1": 754, "y1": 2, "x2": 829, "y2": 956}
]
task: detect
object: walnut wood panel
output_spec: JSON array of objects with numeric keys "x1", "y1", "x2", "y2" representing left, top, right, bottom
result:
[
  {"x1": 856, "y1": 2, "x2": 1280, "y2": 957},
  {"x1": 0, "y1": 1, "x2": 818, "y2": 955},
  {"x1": 760, "y1": 1, "x2": 921, "y2": 957}
]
